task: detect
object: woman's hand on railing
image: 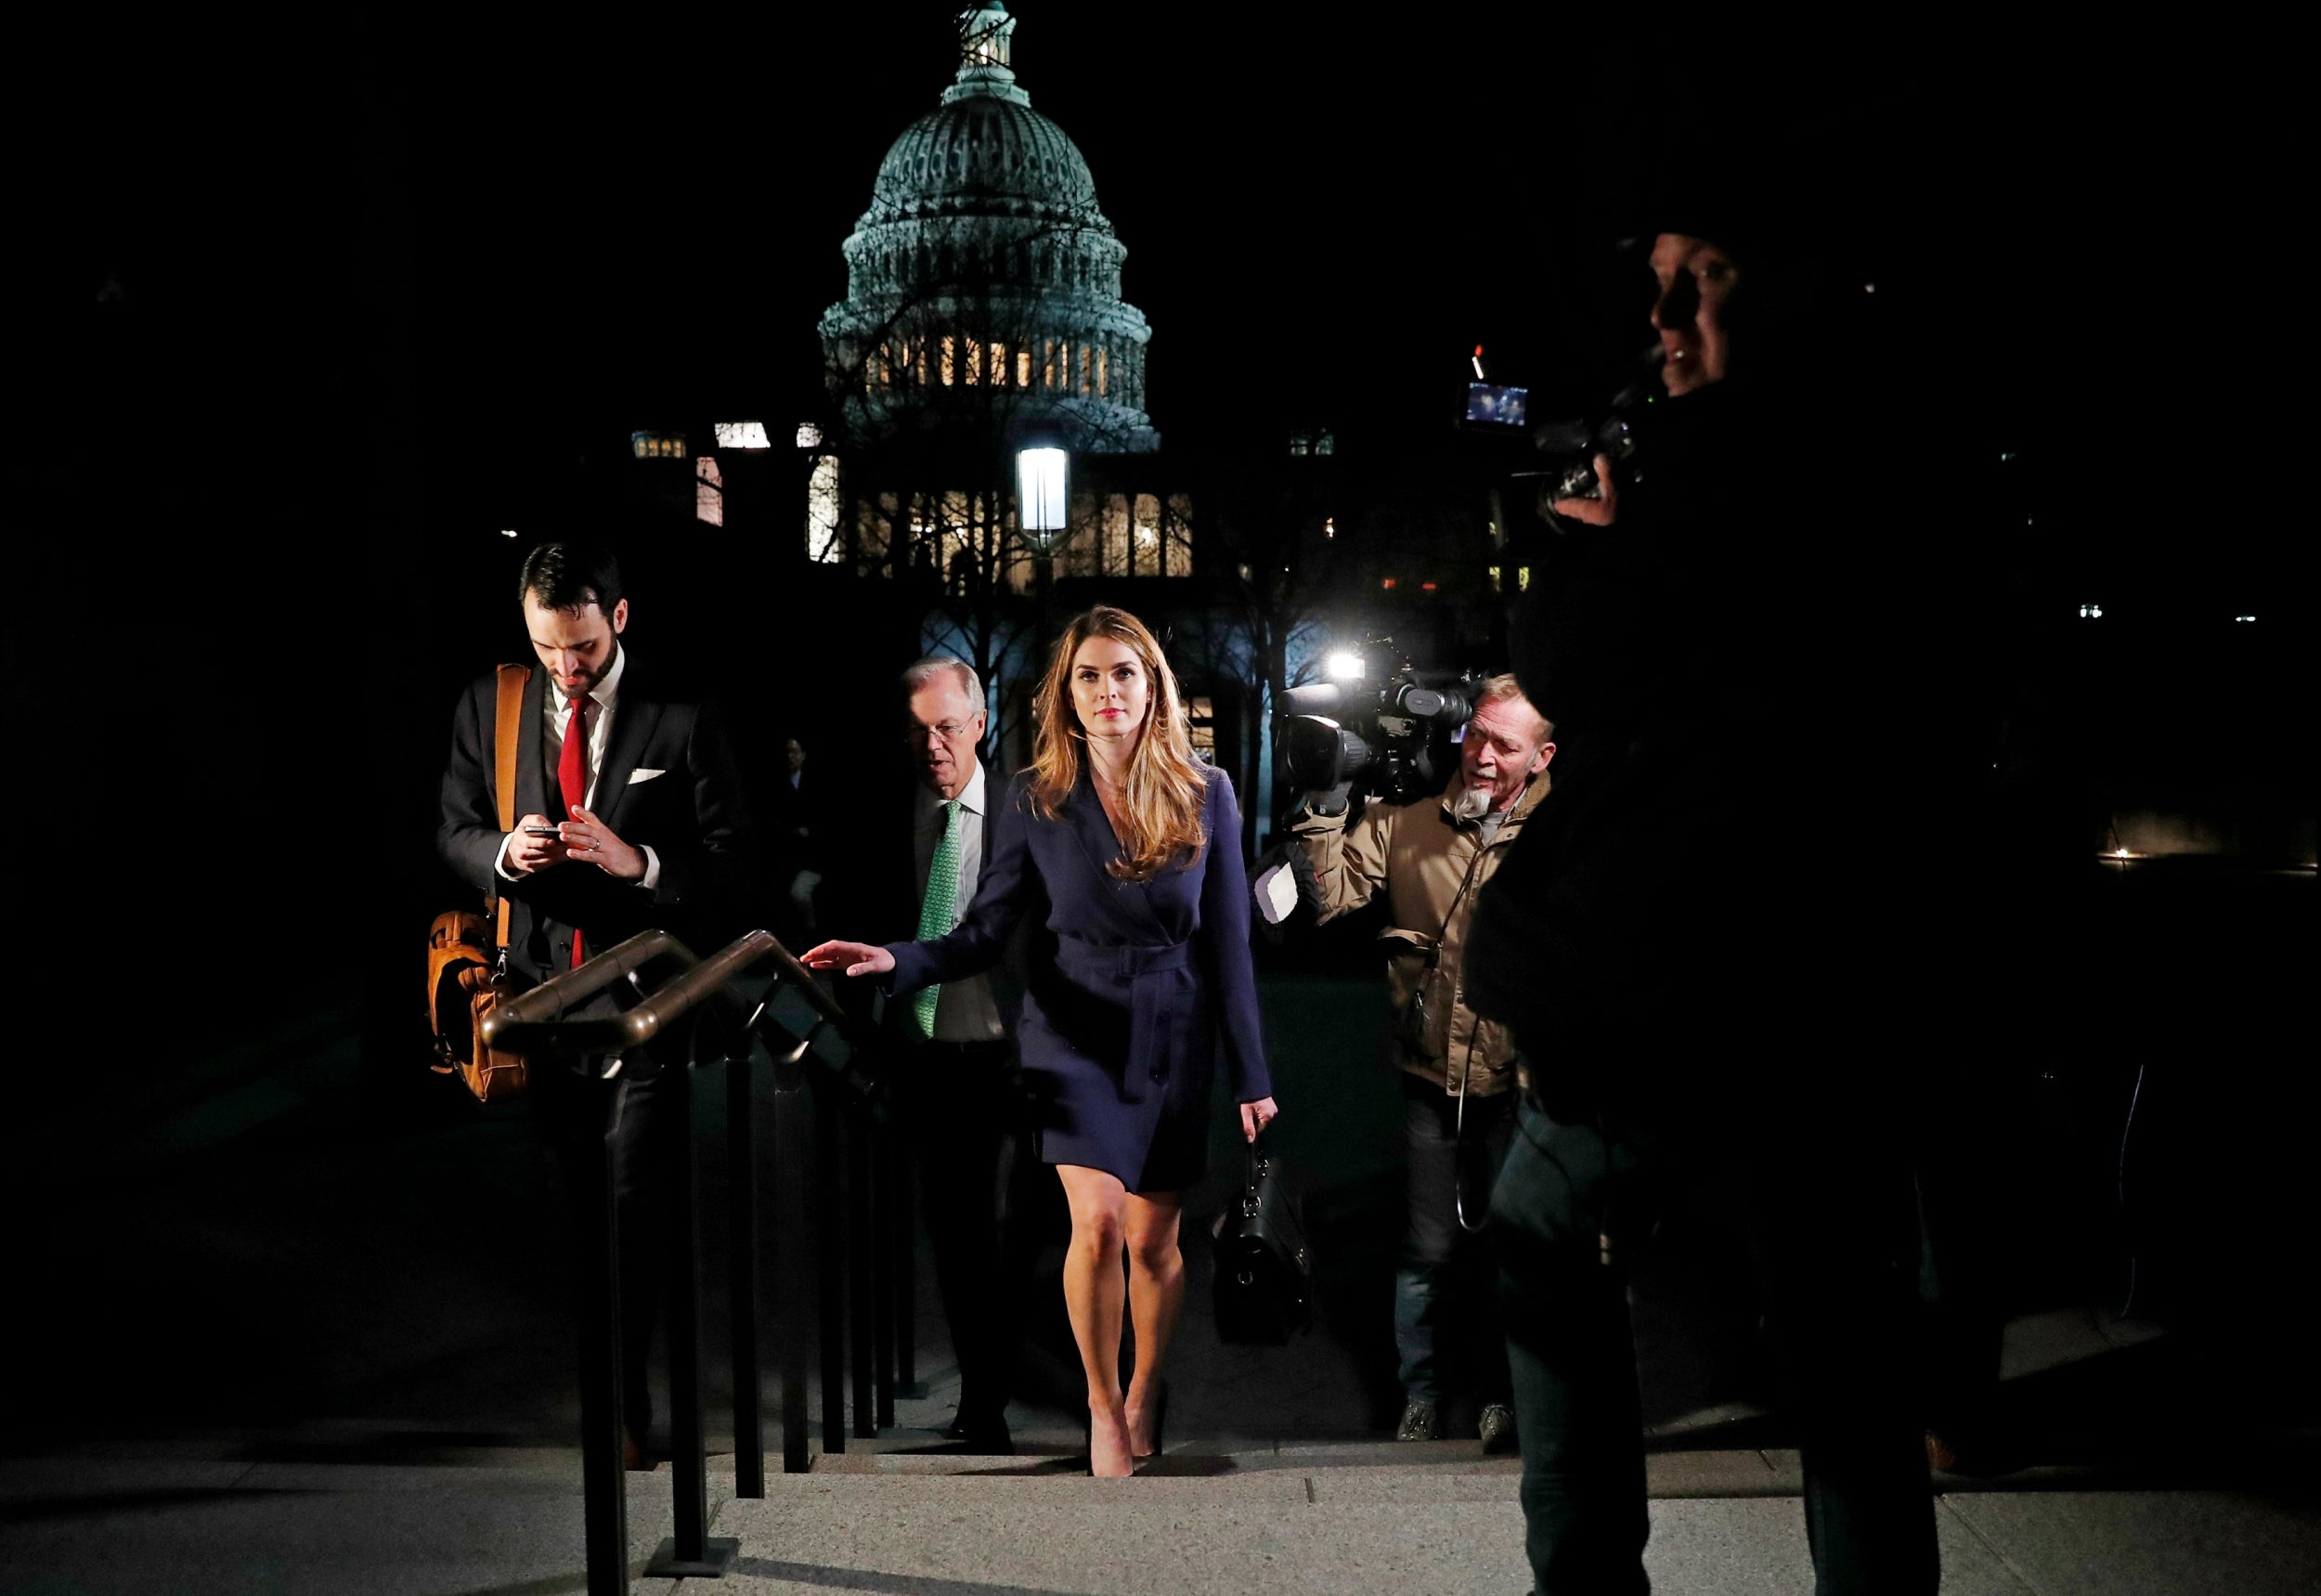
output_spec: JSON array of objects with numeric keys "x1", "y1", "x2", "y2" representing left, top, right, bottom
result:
[
  {"x1": 1239, "y1": 1096, "x2": 1280, "y2": 1143},
  {"x1": 803, "y1": 940, "x2": 895, "y2": 978}
]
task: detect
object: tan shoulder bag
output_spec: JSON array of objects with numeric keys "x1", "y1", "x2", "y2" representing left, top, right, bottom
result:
[{"x1": 427, "y1": 664, "x2": 531, "y2": 1102}]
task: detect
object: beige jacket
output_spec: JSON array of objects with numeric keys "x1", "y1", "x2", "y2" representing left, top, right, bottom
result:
[{"x1": 1290, "y1": 772, "x2": 1548, "y2": 1096}]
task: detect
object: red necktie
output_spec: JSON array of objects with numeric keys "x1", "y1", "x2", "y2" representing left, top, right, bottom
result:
[{"x1": 559, "y1": 693, "x2": 590, "y2": 967}]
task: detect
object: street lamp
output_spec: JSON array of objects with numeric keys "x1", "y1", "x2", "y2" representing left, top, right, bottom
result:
[
  {"x1": 1017, "y1": 445, "x2": 1070, "y2": 551},
  {"x1": 1017, "y1": 443, "x2": 1070, "y2": 642}
]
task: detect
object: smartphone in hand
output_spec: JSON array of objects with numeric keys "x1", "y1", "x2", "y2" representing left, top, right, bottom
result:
[{"x1": 523, "y1": 824, "x2": 561, "y2": 837}]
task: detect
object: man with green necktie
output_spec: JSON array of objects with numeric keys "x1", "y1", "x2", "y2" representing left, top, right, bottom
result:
[{"x1": 888, "y1": 655, "x2": 1041, "y2": 1453}]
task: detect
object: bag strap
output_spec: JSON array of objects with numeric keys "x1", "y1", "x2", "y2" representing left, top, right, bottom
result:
[
  {"x1": 1243, "y1": 1130, "x2": 1271, "y2": 1199},
  {"x1": 491, "y1": 663, "x2": 529, "y2": 949}
]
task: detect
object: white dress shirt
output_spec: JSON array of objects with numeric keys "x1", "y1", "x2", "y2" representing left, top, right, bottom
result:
[
  {"x1": 495, "y1": 642, "x2": 661, "y2": 889},
  {"x1": 913, "y1": 759, "x2": 1003, "y2": 1042}
]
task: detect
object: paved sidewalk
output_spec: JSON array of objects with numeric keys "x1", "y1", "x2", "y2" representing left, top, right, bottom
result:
[{"x1": 4, "y1": 1448, "x2": 2317, "y2": 1595}]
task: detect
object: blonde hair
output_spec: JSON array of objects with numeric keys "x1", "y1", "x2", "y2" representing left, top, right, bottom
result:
[{"x1": 1029, "y1": 605, "x2": 1209, "y2": 880}]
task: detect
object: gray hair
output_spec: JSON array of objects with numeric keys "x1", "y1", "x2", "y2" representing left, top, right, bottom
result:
[
  {"x1": 1473, "y1": 673, "x2": 1553, "y2": 745},
  {"x1": 901, "y1": 655, "x2": 984, "y2": 719}
]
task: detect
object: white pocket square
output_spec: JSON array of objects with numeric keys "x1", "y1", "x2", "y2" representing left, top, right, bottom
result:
[{"x1": 628, "y1": 768, "x2": 666, "y2": 785}]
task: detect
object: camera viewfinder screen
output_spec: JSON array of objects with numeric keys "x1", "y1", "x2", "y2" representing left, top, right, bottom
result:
[{"x1": 1466, "y1": 383, "x2": 1528, "y2": 426}]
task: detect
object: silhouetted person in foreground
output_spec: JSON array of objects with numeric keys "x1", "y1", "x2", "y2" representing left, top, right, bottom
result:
[{"x1": 1466, "y1": 169, "x2": 1943, "y2": 1590}]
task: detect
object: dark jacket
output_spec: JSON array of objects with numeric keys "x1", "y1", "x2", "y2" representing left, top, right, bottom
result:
[
  {"x1": 1465, "y1": 373, "x2": 1955, "y2": 1114},
  {"x1": 436, "y1": 662, "x2": 752, "y2": 986},
  {"x1": 820, "y1": 758, "x2": 1027, "y2": 1040},
  {"x1": 1291, "y1": 773, "x2": 1548, "y2": 1096},
  {"x1": 884, "y1": 766, "x2": 1270, "y2": 1189}
]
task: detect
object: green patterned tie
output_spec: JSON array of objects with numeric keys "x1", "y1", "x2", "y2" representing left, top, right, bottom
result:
[{"x1": 912, "y1": 798, "x2": 963, "y2": 1038}]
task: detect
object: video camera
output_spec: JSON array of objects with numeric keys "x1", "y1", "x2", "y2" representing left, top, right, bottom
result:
[
  {"x1": 1278, "y1": 642, "x2": 1489, "y2": 808},
  {"x1": 1524, "y1": 344, "x2": 1665, "y2": 511}
]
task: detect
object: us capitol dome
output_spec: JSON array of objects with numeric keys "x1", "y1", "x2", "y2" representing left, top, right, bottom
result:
[{"x1": 818, "y1": 3, "x2": 1158, "y2": 452}]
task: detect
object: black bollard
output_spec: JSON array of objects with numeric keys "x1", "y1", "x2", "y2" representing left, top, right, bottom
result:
[
  {"x1": 872, "y1": 1111, "x2": 896, "y2": 1430},
  {"x1": 772, "y1": 1037, "x2": 812, "y2": 1473},
  {"x1": 815, "y1": 1079, "x2": 848, "y2": 1454},
  {"x1": 577, "y1": 1070, "x2": 630, "y2": 1596},
  {"x1": 849, "y1": 1101, "x2": 876, "y2": 1439},
  {"x1": 893, "y1": 1113, "x2": 918, "y2": 1395},
  {"x1": 728, "y1": 1038, "x2": 766, "y2": 1498},
  {"x1": 645, "y1": 1029, "x2": 738, "y2": 1578}
]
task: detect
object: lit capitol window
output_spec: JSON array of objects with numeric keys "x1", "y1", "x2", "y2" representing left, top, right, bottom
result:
[
  {"x1": 806, "y1": 457, "x2": 842, "y2": 563},
  {"x1": 695, "y1": 455, "x2": 724, "y2": 526},
  {"x1": 714, "y1": 421, "x2": 772, "y2": 449},
  {"x1": 796, "y1": 422, "x2": 823, "y2": 449},
  {"x1": 630, "y1": 431, "x2": 687, "y2": 461}
]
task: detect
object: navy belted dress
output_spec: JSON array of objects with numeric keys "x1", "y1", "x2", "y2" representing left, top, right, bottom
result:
[{"x1": 885, "y1": 766, "x2": 1273, "y2": 1192}]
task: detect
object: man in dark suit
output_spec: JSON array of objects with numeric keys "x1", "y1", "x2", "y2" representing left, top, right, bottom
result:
[
  {"x1": 436, "y1": 541, "x2": 750, "y2": 1468},
  {"x1": 832, "y1": 655, "x2": 1044, "y2": 1452}
]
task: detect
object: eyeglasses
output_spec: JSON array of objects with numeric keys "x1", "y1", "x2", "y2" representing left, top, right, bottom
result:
[{"x1": 905, "y1": 720, "x2": 976, "y2": 745}]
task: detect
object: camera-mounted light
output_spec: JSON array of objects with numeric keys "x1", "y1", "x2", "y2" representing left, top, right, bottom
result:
[{"x1": 1326, "y1": 650, "x2": 1366, "y2": 681}]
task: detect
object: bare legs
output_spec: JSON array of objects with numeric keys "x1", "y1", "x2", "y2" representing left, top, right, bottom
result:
[
  {"x1": 1056, "y1": 1165, "x2": 1184, "y2": 1477},
  {"x1": 1057, "y1": 1165, "x2": 1132, "y2": 1476},
  {"x1": 1123, "y1": 1191, "x2": 1182, "y2": 1457}
]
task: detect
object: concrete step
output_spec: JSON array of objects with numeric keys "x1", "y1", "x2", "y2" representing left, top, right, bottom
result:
[{"x1": 5, "y1": 1455, "x2": 2317, "y2": 1594}]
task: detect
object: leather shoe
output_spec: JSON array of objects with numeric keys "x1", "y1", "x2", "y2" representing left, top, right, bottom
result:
[
  {"x1": 941, "y1": 1412, "x2": 1014, "y2": 1454},
  {"x1": 1478, "y1": 1402, "x2": 1518, "y2": 1454},
  {"x1": 1395, "y1": 1397, "x2": 1440, "y2": 1442}
]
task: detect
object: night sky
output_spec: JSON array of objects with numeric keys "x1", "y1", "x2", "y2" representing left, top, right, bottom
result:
[{"x1": 51, "y1": 13, "x2": 2296, "y2": 590}]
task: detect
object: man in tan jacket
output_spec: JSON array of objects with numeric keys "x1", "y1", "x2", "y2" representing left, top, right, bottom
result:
[{"x1": 1290, "y1": 675, "x2": 1553, "y2": 1448}]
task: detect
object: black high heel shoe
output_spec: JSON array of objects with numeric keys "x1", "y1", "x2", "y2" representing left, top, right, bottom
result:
[{"x1": 1131, "y1": 1379, "x2": 1169, "y2": 1461}]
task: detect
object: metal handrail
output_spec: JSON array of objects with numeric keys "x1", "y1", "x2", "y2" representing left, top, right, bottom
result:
[
  {"x1": 485, "y1": 928, "x2": 862, "y2": 1058},
  {"x1": 480, "y1": 929, "x2": 698, "y2": 1045},
  {"x1": 481, "y1": 921, "x2": 911, "y2": 1592}
]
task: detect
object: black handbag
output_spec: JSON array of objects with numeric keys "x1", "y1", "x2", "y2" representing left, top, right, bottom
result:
[{"x1": 1210, "y1": 1135, "x2": 1314, "y2": 1344}]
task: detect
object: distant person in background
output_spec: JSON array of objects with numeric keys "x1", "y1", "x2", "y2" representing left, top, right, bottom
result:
[
  {"x1": 781, "y1": 736, "x2": 828, "y2": 935},
  {"x1": 436, "y1": 541, "x2": 751, "y2": 1470},
  {"x1": 808, "y1": 606, "x2": 1278, "y2": 1478}
]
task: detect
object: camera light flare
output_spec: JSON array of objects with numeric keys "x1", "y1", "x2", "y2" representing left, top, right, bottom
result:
[{"x1": 1326, "y1": 651, "x2": 1366, "y2": 681}]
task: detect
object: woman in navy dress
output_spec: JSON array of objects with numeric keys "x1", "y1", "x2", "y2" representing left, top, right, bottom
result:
[{"x1": 809, "y1": 605, "x2": 1279, "y2": 1477}]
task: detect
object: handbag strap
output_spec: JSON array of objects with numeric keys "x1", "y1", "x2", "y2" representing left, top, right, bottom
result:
[
  {"x1": 491, "y1": 663, "x2": 529, "y2": 948},
  {"x1": 1243, "y1": 1130, "x2": 1271, "y2": 1200}
]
